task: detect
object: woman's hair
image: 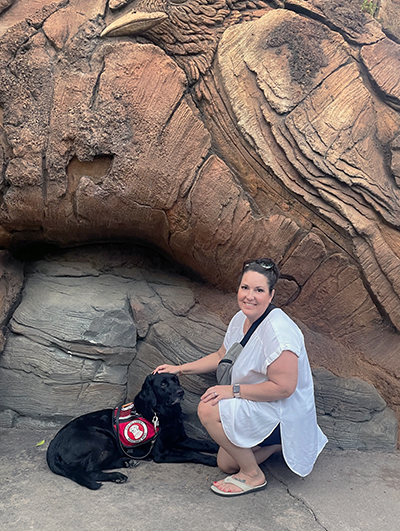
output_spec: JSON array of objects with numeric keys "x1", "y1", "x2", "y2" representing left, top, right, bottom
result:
[{"x1": 239, "y1": 258, "x2": 280, "y2": 294}]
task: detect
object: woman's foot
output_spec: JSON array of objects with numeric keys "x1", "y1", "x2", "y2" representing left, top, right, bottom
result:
[
  {"x1": 213, "y1": 470, "x2": 266, "y2": 494},
  {"x1": 211, "y1": 472, "x2": 267, "y2": 497}
]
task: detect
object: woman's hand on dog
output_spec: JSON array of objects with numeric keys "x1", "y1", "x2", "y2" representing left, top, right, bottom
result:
[
  {"x1": 153, "y1": 364, "x2": 181, "y2": 375},
  {"x1": 153, "y1": 365, "x2": 235, "y2": 404},
  {"x1": 201, "y1": 386, "x2": 234, "y2": 405}
]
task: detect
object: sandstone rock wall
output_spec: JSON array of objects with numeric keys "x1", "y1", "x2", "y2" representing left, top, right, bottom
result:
[
  {"x1": 314, "y1": 368, "x2": 397, "y2": 451},
  {"x1": 0, "y1": 248, "x2": 227, "y2": 437},
  {"x1": 0, "y1": 0, "x2": 399, "y2": 446}
]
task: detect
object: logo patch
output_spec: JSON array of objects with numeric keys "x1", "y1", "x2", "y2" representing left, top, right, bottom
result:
[{"x1": 124, "y1": 419, "x2": 148, "y2": 444}]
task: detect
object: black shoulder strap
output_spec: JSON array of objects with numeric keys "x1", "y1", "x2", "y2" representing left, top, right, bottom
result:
[{"x1": 240, "y1": 303, "x2": 276, "y2": 348}]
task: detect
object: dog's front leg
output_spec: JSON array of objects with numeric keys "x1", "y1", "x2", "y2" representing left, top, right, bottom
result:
[
  {"x1": 103, "y1": 456, "x2": 138, "y2": 470},
  {"x1": 175, "y1": 437, "x2": 219, "y2": 454},
  {"x1": 93, "y1": 471, "x2": 128, "y2": 484},
  {"x1": 152, "y1": 447, "x2": 218, "y2": 466}
]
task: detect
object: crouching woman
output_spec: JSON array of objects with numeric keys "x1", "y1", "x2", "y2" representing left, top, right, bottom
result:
[{"x1": 155, "y1": 258, "x2": 327, "y2": 496}]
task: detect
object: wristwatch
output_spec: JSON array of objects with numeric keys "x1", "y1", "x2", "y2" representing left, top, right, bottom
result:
[{"x1": 233, "y1": 384, "x2": 241, "y2": 398}]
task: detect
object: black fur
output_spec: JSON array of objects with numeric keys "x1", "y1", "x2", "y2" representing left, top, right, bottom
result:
[{"x1": 46, "y1": 373, "x2": 218, "y2": 489}]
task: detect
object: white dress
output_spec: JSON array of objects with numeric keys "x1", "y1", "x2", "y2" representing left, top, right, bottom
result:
[{"x1": 219, "y1": 308, "x2": 328, "y2": 477}]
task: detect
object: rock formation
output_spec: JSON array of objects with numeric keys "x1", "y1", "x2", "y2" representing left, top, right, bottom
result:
[
  {"x1": 0, "y1": 0, "x2": 399, "y2": 445},
  {"x1": 0, "y1": 246, "x2": 396, "y2": 449}
]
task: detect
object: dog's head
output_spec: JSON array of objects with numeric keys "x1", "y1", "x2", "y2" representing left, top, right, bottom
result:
[{"x1": 134, "y1": 373, "x2": 184, "y2": 420}]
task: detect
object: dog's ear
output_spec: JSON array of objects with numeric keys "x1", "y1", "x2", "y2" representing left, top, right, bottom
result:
[{"x1": 134, "y1": 375, "x2": 157, "y2": 420}]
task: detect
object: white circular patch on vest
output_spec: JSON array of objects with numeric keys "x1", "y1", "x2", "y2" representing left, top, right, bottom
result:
[{"x1": 124, "y1": 419, "x2": 148, "y2": 443}]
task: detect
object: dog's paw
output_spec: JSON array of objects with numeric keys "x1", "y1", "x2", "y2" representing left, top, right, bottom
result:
[
  {"x1": 204, "y1": 456, "x2": 218, "y2": 467},
  {"x1": 113, "y1": 473, "x2": 128, "y2": 484},
  {"x1": 125, "y1": 459, "x2": 140, "y2": 468}
]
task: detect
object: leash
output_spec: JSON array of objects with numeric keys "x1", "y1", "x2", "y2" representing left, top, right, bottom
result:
[{"x1": 113, "y1": 403, "x2": 159, "y2": 461}]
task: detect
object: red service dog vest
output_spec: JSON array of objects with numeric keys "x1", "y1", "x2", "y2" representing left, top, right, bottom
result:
[{"x1": 113, "y1": 402, "x2": 159, "y2": 448}]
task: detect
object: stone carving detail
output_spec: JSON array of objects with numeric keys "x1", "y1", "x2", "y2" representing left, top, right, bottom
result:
[{"x1": 0, "y1": 0, "x2": 400, "y2": 444}]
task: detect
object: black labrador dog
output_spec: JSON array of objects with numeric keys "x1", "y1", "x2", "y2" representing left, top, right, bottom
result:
[{"x1": 46, "y1": 373, "x2": 218, "y2": 489}]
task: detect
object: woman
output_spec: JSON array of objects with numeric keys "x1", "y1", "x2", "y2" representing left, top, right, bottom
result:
[{"x1": 154, "y1": 258, "x2": 327, "y2": 496}]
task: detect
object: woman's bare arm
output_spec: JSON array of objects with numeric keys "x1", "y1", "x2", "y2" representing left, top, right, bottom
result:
[
  {"x1": 154, "y1": 344, "x2": 226, "y2": 376},
  {"x1": 201, "y1": 350, "x2": 298, "y2": 403}
]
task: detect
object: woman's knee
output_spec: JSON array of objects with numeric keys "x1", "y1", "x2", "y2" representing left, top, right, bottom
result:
[
  {"x1": 197, "y1": 400, "x2": 209, "y2": 425},
  {"x1": 197, "y1": 400, "x2": 217, "y2": 427}
]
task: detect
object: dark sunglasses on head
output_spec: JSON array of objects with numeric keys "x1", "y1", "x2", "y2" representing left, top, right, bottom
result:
[{"x1": 243, "y1": 259, "x2": 274, "y2": 271}]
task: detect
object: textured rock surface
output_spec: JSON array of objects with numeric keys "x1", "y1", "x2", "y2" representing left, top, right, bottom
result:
[
  {"x1": 378, "y1": 0, "x2": 400, "y2": 41},
  {"x1": 0, "y1": 250, "x2": 24, "y2": 350},
  {"x1": 314, "y1": 368, "x2": 397, "y2": 451},
  {"x1": 0, "y1": 0, "x2": 400, "y2": 443},
  {"x1": 0, "y1": 248, "x2": 226, "y2": 437}
]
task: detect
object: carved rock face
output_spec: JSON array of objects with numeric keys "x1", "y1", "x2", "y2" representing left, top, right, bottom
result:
[{"x1": 0, "y1": 0, "x2": 400, "y2": 438}]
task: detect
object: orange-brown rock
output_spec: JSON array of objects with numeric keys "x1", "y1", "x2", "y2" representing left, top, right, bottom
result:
[
  {"x1": 361, "y1": 38, "x2": 400, "y2": 111},
  {"x1": 378, "y1": 0, "x2": 400, "y2": 41},
  {"x1": 0, "y1": 0, "x2": 400, "y2": 440}
]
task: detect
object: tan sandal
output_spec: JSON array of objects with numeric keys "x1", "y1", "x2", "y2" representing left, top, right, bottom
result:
[{"x1": 211, "y1": 475, "x2": 267, "y2": 497}]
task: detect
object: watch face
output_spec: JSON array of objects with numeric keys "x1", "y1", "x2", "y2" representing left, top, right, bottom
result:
[{"x1": 233, "y1": 384, "x2": 240, "y2": 394}]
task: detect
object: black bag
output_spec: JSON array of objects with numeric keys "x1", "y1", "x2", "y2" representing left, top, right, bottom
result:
[{"x1": 216, "y1": 303, "x2": 276, "y2": 385}]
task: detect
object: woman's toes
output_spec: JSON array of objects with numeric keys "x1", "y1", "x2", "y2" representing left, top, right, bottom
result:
[{"x1": 214, "y1": 480, "x2": 240, "y2": 493}]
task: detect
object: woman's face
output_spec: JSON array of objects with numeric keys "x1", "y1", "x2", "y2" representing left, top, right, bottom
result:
[{"x1": 237, "y1": 270, "x2": 275, "y2": 323}]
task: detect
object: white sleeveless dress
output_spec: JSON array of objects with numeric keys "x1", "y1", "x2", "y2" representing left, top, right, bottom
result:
[{"x1": 219, "y1": 308, "x2": 328, "y2": 477}]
